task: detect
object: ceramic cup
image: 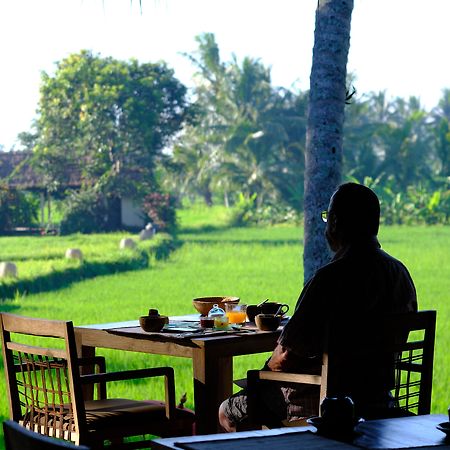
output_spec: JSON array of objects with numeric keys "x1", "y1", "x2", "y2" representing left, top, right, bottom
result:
[
  {"x1": 246, "y1": 305, "x2": 260, "y2": 322},
  {"x1": 260, "y1": 302, "x2": 289, "y2": 316}
]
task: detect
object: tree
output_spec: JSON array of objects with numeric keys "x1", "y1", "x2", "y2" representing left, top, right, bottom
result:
[
  {"x1": 303, "y1": 0, "x2": 354, "y2": 282},
  {"x1": 376, "y1": 97, "x2": 433, "y2": 191},
  {"x1": 431, "y1": 89, "x2": 450, "y2": 179},
  {"x1": 166, "y1": 33, "x2": 307, "y2": 211},
  {"x1": 33, "y1": 50, "x2": 189, "y2": 203}
]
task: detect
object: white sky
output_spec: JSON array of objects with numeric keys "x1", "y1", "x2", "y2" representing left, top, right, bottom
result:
[{"x1": 0, "y1": 0, "x2": 449, "y2": 150}]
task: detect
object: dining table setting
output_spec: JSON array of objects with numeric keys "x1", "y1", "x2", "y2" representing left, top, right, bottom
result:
[{"x1": 75, "y1": 296, "x2": 289, "y2": 434}]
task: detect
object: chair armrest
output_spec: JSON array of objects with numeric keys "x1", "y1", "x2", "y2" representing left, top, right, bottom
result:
[
  {"x1": 81, "y1": 366, "x2": 176, "y2": 419},
  {"x1": 80, "y1": 366, "x2": 174, "y2": 384},
  {"x1": 78, "y1": 356, "x2": 106, "y2": 372},
  {"x1": 256, "y1": 371, "x2": 322, "y2": 385}
]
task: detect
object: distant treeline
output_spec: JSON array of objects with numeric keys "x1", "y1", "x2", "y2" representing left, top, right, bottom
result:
[
  {"x1": 5, "y1": 34, "x2": 449, "y2": 231},
  {"x1": 161, "y1": 34, "x2": 449, "y2": 225}
]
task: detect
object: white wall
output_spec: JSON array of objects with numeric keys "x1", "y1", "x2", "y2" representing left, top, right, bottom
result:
[{"x1": 121, "y1": 198, "x2": 145, "y2": 228}]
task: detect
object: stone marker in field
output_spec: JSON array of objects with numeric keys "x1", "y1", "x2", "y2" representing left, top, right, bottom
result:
[
  {"x1": 0, "y1": 262, "x2": 18, "y2": 278},
  {"x1": 120, "y1": 238, "x2": 136, "y2": 249},
  {"x1": 65, "y1": 248, "x2": 83, "y2": 261},
  {"x1": 139, "y1": 223, "x2": 155, "y2": 241}
]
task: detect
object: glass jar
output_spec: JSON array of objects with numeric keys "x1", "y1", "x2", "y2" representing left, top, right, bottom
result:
[{"x1": 208, "y1": 304, "x2": 229, "y2": 330}]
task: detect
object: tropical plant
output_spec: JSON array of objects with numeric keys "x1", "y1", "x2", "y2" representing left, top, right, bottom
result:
[
  {"x1": 164, "y1": 33, "x2": 307, "y2": 212},
  {"x1": 430, "y1": 88, "x2": 450, "y2": 179}
]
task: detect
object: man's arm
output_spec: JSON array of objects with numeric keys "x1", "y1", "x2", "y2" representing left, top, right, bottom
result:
[{"x1": 267, "y1": 271, "x2": 329, "y2": 372}]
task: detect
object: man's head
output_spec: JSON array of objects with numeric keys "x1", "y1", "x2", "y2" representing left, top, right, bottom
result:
[{"x1": 325, "y1": 183, "x2": 380, "y2": 251}]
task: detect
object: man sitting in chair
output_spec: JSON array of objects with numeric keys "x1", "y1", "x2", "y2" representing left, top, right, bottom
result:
[{"x1": 219, "y1": 183, "x2": 418, "y2": 432}]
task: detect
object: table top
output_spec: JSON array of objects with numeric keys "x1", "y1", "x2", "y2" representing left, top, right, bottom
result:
[
  {"x1": 151, "y1": 414, "x2": 450, "y2": 450},
  {"x1": 354, "y1": 414, "x2": 449, "y2": 449},
  {"x1": 76, "y1": 315, "x2": 283, "y2": 353}
]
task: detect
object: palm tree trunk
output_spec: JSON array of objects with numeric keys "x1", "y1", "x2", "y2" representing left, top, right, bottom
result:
[{"x1": 303, "y1": 0, "x2": 354, "y2": 283}]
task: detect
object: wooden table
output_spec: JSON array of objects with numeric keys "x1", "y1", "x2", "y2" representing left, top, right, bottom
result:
[
  {"x1": 353, "y1": 414, "x2": 449, "y2": 449},
  {"x1": 75, "y1": 316, "x2": 280, "y2": 434},
  {"x1": 151, "y1": 414, "x2": 450, "y2": 449}
]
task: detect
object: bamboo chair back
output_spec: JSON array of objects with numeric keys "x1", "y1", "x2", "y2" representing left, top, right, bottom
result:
[{"x1": 1, "y1": 314, "x2": 86, "y2": 443}]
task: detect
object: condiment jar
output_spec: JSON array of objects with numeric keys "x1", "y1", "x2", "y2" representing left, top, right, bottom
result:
[{"x1": 208, "y1": 304, "x2": 229, "y2": 330}]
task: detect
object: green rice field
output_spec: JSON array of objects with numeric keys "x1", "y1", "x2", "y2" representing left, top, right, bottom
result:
[{"x1": 0, "y1": 205, "x2": 449, "y2": 448}]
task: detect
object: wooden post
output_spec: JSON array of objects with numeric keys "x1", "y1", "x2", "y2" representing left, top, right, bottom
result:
[{"x1": 40, "y1": 191, "x2": 45, "y2": 226}]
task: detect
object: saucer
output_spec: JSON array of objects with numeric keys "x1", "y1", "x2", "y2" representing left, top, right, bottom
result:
[
  {"x1": 436, "y1": 422, "x2": 450, "y2": 436},
  {"x1": 307, "y1": 416, "x2": 364, "y2": 435}
]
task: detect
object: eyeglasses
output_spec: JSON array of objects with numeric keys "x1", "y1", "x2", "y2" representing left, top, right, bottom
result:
[{"x1": 321, "y1": 210, "x2": 328, "y2": 223}]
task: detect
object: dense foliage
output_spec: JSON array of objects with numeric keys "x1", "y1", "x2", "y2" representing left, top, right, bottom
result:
[
  {"x1": 162, "y1": 33, "x2": 307, "y2": 213},
  {"x1": 8, "y1": 39, "x2": 449, "y2": 232},
  {"x1": 59, "y1": 190, "x2": 119, "y2": 235},
  {"x1": 32, "y1": 50, "x2": 189, "y2": 206},
  {"x1": 0, "y1": 185, "x2": 38, "y2": 231},
  {"x1": 142, "y1": 192, "x2": 178, "y2": 234},
  {"x1": 160, "y1": 34, "x2": 449, "y2": 226}
]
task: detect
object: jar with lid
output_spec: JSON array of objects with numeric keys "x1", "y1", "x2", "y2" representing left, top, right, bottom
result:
[{"x1": 207, "y1": 304, "x2": 229, "y2": 330}]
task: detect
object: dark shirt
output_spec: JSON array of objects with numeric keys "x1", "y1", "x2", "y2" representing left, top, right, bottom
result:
[{"x1": 278, "y1": 238, "x2": 417, "y2": 411}]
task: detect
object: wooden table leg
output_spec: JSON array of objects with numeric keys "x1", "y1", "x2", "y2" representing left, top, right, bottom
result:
[
  {"x1": 192, "y1": 347, "x2": 233, "y2": 434},
  {"x1": 78, "y1": 343, "x2": 96, "y2": 401}
]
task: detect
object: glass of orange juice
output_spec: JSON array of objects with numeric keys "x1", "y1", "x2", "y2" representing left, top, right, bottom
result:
[{"x1": 225, "y1": 303, "x2": 247, "y2": 325}]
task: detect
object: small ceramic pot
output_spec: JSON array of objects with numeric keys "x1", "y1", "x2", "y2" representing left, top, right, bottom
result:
[{"x1": 139, "y1": 309, "x2": 168, "y2": 332}]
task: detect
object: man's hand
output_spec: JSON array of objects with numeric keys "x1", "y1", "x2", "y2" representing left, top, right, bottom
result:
[{"x1": 267, "y1": 344, "x2": 291, "y2": 371}]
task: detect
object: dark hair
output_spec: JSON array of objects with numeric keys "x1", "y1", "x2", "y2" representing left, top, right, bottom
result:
[{"x1": 331, "y1": 183, "x2": 380, "y2": 239}]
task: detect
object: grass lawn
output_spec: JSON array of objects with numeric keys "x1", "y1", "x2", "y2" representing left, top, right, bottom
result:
[{"x1": 0, "y1": 204, "x2": 448, "y2": 448}]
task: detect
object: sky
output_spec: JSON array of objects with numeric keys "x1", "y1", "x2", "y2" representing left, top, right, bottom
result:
[{"x1": 0, "y1": 0, "x2": 449, "y2": 151}]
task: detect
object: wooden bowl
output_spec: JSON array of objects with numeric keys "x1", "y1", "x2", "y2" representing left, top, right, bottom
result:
[
  {"x1": 139, "y1": 315, "x2": 168, "y2": 332},
  {"x1": 192, "y1": 296, "x2": 240, "y2": 316},
  {"x1": 255, "y1": 314, "x2": 280, "y2": 331}
]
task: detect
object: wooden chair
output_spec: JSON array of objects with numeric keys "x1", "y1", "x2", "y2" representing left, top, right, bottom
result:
[
  {"x1": 3, "y1": 420, "x2": 91, "y2": 450},
  {"x1": 247, "y1": 310, "x2": 436, "y2": 428},
  {"x1": 0, "y1": 313, "x2": 195, "y2": 449}
]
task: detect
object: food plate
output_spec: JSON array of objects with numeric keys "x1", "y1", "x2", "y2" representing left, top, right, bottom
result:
[
  {"x1": 436, "y1": 422, "x2": 450, "y2": 436},
  {"x1": 163, "y1": 322, "x2": 201, "y2": 332}
]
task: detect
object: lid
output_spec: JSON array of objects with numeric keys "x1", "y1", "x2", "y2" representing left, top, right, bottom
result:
[
  {"x1": 208, "y1": 304, "x2": 225, "y2": 317},
  {"x1": 148, "y1": 309, "x2": 160, "y2": 316}
]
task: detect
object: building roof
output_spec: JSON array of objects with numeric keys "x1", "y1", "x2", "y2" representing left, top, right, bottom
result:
[{"x1": 0, "y1": 151, "x2": 81, "y2": 191}]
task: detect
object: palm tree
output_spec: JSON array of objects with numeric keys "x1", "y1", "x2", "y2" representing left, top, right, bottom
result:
[
  {"x1": 174, "y1": 33, "x2": 307, "y2": 210},
  {"x1": 431, "y1": 89, "x2": 450, "y2": 178},
  {"x1": 303, "y1": 0, "x2": 354, "y2": 282}
]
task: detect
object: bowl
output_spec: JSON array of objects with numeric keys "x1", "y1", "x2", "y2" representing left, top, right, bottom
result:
[
  {"x1": 192, "y1": 296, "x2": 240, "y2": 316},
  {"x1": 139, "y1": 313, "x2": 169, "y2": 332},
  {"x1": 255, "y1": 314, "x2": 281, "y2": 331}
]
